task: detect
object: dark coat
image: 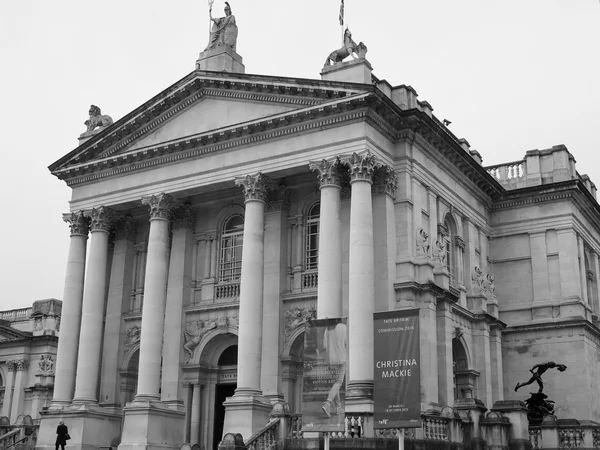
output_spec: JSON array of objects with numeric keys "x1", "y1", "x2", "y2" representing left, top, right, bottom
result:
[{"x1": 56, "y1": 424, "x2": 68, "y2": 445}]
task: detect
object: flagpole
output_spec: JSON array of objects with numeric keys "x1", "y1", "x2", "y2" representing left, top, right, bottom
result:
[
  {"x1": 208, "y1": 0, "x2": 215, "y2": 41},
  {"x1": 339, "y1": 0, "x2": 344, "y2": 45}
]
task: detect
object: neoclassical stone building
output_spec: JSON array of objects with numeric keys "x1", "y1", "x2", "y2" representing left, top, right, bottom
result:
[
  {"x1": 35, "y1": 45, "x2": 600, "y2": 450},
  {"x1": 0, "y1": 299, "x2": 61, "y2": 426}
]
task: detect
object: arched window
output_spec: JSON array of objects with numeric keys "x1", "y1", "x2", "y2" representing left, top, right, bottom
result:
[
  {"x1": 219, "y1": 215, "x2": 244, "y2": 282},
  {"x1": 444, "y1": 215, "x2": 458, "y2": 285},
  {"x1": 218, "y1": 345, "x2": 238, "y2": 366},
  {"x1": 305, "y1": 203, "x2": 320, "y2": 271}
]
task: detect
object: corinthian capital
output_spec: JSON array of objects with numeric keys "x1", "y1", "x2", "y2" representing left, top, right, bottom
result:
[
  {"x1": 343, "y1": 150, "x2": 380, "y2": 183},
  {"x1": 114, "y1": 216, "x2": 138, "y2": 241},
  {"x1": 234, "y1": 172, "x2": 273, "y2": 203},
  {"x1": 309, "y1": 158, "x2": 343, "y2": 188},
  {"x1": 141, "y1": 193, "x2": 176, "y2": 221},
  {"x1": 89, "y1": 206, "x2": 115, "y2": 232},
  {"x1": 64, "y1": 211, "x2": 90, "y2": 237},
  {"x1": 372, "y1": 166, "x2": 398, "y2": 198},
  {"x1": 172, "y1": 204, "x2": 197, "y2": 231}
]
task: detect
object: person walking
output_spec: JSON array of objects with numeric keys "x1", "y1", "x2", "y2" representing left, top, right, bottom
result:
[{"x1": 56, "y1": 420, "x2": 69, "y2": 450}]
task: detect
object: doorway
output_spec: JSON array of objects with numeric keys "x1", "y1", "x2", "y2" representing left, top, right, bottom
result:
[{"x1": 213, "y1": 383, "x2": 237, "y2": 450}]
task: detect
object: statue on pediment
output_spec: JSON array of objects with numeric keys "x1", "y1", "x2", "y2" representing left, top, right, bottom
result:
[
  {"x1": 324, "y1": 29, "x2": 367, "y2": 67},
  {"x1": 205, "y1": 1, "x2": 238, "y2": 52},
  {"x1": 81, "y1": 105, "x2": 113, "y2": 137}
]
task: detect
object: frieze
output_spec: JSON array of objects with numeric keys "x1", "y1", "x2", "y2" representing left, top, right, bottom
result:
[
  {"x1": 284, "y1": 306, "x2": 316, "y2": 339},
  {"x1": 234, "y1": 172, "x2": 273, "y2": 203},
  {"x1": 183, "y1": 316, "x2": 232, "y2": 363},
  {"x1": 64, "y1": 210, "x2": 90, "y2": 237},
  {"x1": 124, "y1": 326, "x2": 141, "y2": 354},
  {"x1": 142, "y1": 192, "x2": 176, "y2": 220},
  {"x1": 416, "y1": 228, "x2": 431, "y2": 257}
]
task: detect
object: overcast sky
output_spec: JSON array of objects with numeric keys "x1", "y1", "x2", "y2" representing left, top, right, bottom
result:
[{"x1": 1, "y1": 0, "x2": 599, "y2": 310}]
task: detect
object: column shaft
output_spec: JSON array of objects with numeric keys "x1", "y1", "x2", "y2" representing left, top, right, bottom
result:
[
  {"x1": 9, "y1": 362, "x2": 29, "y2": 422},
  {"x1": 136, "y1": 212, "x2": 171, "y2": 400},
  {"x1": 578, "y1": 236, "x2": 589, "y2": 305},
  {"x1": 52, "y1": 213, "x2": 89, "y2": 405},
  {"x1": 73, "y1": 207, "x2": 112, "y2": 403},
  {"x1": 190, "y1": 384, "x2": 202, "y2": 445},
  {"x1": 237, "y1": 199, "x2": 266, "y2": 391},
  {"x1": 593, "y1": 252, "x2": 600, "y2": 315},
  {"x1": 1, "y1": 365, "x2": 15, "y2": 416}
]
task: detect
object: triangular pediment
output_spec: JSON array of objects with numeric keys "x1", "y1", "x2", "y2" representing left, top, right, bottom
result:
[
  {"x1": 0, "y1": 323, "x2": 31, "y2": 342},
  {"x1": 49, "y1": 71, "x2": 371, "y2": 180}
]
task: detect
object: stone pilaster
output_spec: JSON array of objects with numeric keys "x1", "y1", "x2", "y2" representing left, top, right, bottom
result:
[
  {"x1": 9, "y1": 360, "x2": 29, "y2": 422},
  {"x1": 73, "y1": 206, "x2": 114, "y2": 404},
  {"x1": 343, "y1": 151, "x2": 378, "y2": 414},
  {"x1": 222, "y1": 172, "x2": 272, "y2": 439},
  {"x1": 578, "y1": 236, "x2": 589, "y2": 306},
  {"x1": 1, "y1": 361, "x2": 16, "y2": 417},
  {"x1": 372, "y1": 166, "x2": 398, "y2": 312},
  {"x1": 309, "y1": 158, "x2": 344, "y2": 319},
  {"x1": 51, "y1": 211, "x2": 89, "y2": 407},
  {"x1": 161, "y1": 204, "x2": 196, "y2": 407},
  {"x1": 592, "y1": 252, "x2": 600, "y2": 316},
  {"x1": 135, "y1": 193, "x2": 175, "y2": 402},
  {"x1": 436, "y1": 300, "x2": 454, "y2": 407},
  {"x1": 100, "y1": 216, "x2": 136, "y2": 407}
]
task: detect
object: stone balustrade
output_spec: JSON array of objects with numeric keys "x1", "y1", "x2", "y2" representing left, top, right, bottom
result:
[
  {"x1": 215, "y1": 282, "x2": 241, "y2": 300},
  {"x1": 0, "y1": 308, "x2": 31, "y2": 322},
  {"x1": 301, "y1": 271, "x2": 318, "y2": 291}
]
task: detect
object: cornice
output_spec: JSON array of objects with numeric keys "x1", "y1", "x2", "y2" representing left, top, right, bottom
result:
[{"x1": 503, "y1": 318, "x2": 600, "y2": 341}]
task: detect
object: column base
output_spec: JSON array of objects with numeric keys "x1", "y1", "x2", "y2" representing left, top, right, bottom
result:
[
  {"x1": 221, "y1": 388, "x2": 272, "y2": 441},
  {"x1": 37, "y1": 404, "x2": 123, "y2": 450},
  {"x1": 118, "y1": 400, "x2": 185, "y2": 450}
]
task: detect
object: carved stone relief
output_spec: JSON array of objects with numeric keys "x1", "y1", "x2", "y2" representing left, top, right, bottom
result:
[
  {"x1": 471, "y1": 267, "x2": 496, "y2": 297},
  {"x1": 124, "y1": 326, "x2": 141, "y2": 354},
  {"x1": 37, "y1": 355, "x2": 54, "y2": 375},
  {"x1": 433, "y1": 237, "x2": 447, "y2": 266},
  {"x1": 284, "y1": 306, "x2": 316, "y2": 340},
  {"x1": 183, "y1": 316, "x2": 234, "y2": 364},
  {"x1": 416, "y1": 228, "x2": 431, "y2": 257}
]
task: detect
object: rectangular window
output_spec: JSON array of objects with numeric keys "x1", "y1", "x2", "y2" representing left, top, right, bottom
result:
[{"x1": 219, "y1": 234, "x2": 243, "y2": 282}]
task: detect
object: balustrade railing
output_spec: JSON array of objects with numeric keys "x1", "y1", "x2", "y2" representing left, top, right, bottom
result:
[
  {"x1": 422, "y1": 416, "x2": 449, "y2": 441},
  {"x1": 246, "y1": 419, "x2": 280, "y2": 450},
  {"x1": 529, "y1": 427, "x2": 541, "y2": 449},
  {"x1": 486, "y1": 160, "x2": 525, "y2": 182},
  {"x1": 215, "y1": 282, "x2": 240, "y2": 300},
  {"x1": 559, "y1": 428, "x2": 584, "y2": 448},
  {"x1": 0, "y1": 308, "x2": 30, "y2": 321},
  {"x1": 0, "y1": 429, "x2": 20, "y2": 450},
  {"x1": 301, "y1": 272, "x2": 318, "y2": 291},
  {"x1": 288, "y1": 414, "x2": 303, "y2": 439}
]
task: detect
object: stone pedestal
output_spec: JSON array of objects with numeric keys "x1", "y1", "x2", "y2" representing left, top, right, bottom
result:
[
  {"x1": 455, "y1": 398, "x2": 487, "y2": 448},
  {"x1": 196, "y1": 46, "x2": 245, "y2": 73},
  {"x1": 320, "y1": 58, "x2": 372, "y2": 84},
  {"x1": 37, "y1": 406, "x2": 123, "y2": 450},
  {"x1": 118, "y1": 401, "x2": 185, "y2": 450},
  {"x1": 221, "y1": 390, "x2": 272, "y2": 443},
  {"x1": 490, "y1": 400, "x2": 531, "y2": 450}
]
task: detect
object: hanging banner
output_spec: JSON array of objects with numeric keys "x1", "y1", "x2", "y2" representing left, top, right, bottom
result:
[
  {"x1": 373, "y1": 309, "x2": 421, "y2": 429},
  {"x1": 301, "y1": 318, "x2": 347, "y2": 432}
]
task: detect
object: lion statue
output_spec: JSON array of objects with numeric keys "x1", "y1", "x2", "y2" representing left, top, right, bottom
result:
[{"x1": 84, "y1": 105, "x2": 113, "y2": 133}]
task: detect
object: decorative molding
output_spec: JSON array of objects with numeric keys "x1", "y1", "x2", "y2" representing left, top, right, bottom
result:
[
  {"x1": 113, "y1": 216, "x2": 137, "y2": 241},
  {"x1": 64, "y1": 210, "x2": 90, "y2": 236},
  {"x1": 124, "y1": 326, "x2": 141, "y2": 355},
  {"x1": 141, "y1": 192, "x2": 176, "y2": 220},
  {"x1": 9, "y1": 359, "x2": 30, "y2": 371},
  {"x1": 37, "y1": 355, "x2": 54, "y2": 375},
  {"x1": 284, "y1": 306, "x2": 316, "y2": 340},
  {"x1": 454, "y1": 236, "x2": 466, "y2": 250},
  {"x1": 437, "y1": 223, "x2": 448, "y2": 237},
  {"x1": 172, "y1": 204, "x2": 197, "y2": 231},
  {"x1": 88, "y1": 206, "x2": 115, "y2": 232},
  {"x1": 342, "y1": 150, "x2": 379, "y2": 183},
  {"x1": 309, "y1": 157, "x2": 343, "y2": 188},
  {"x1": 372, "y1": 166, "x2": 398, "y2": 198},
  {"x1": 266, "y1": 186, "x2": 291, "y2": 213},
  {"x1": 234, "y1": 172, "x2": 273, "y2": 203}
]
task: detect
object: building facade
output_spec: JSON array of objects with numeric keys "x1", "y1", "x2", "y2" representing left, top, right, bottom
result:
[{"x1": 34, "y1": 45, "x2": 600, "y2": 450}]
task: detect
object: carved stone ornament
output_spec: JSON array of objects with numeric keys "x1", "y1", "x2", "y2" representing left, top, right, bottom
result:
[
  {"x1": 12, "y1": 360, "x2": 30, "y2": 371},
  {"x1": 372, "y1": 166, "x2": 398, "y2": 198},
  {"x1": 183, "y1": 317, "x2": 230, "y2": 364},
  {"x1": 309, "y1": 158, "x2": 343, "y2": 188},
  {"x1": 64, "y1": 210, "x2": 90, "y2": 236},
  {"x1": 284, "y1": 306, "x2": 316, "y2": 339},
  {"x1": 454, "y1": 235, "x2": 466, "y2": 250},
  {"x1": 114, "y1": 216, "x2": 137, "y2": 241},
  {"x1": 234, "y1": 172, "x2": 273, "y2": 203},
  {"x1": 343, "y1": 151, "x2": 379, "y2": 183},
  {"x1": 266, "y1": 186, "x2": 291, "y2": 213},
  {"x1": 141, "y1": 192, "x2": 176, "y2": 221},
  {"x1": 124, "y1": 326, "x2": 141, "y2": 354},
  {"x1": 81, "y1": 105, "x2": 113, "y2": 137},
  {"x1": 37, "y1": 355, "x2": 54, "y2": 375},
  {"x1": 416, "y1": 228, "x2": 431, "y2": 257},
  {"x1": 33, "y1": 317, "x2": 43, "y2": 331},
  {"x1": 433, "y1": 237, "x2": 447, "y2": 266},
  {"x1": 7, "y1": 360, "x2": 17, "y2": 371},
  {"x1": 471, "y1": 267, "x2": 496, "y2": 297},
  {"x1": 89, "y1": 206, "x2": 115, "y2": 232},
  {"x1": 172, "y1": 204, "x2": 197, "y2": 231}
]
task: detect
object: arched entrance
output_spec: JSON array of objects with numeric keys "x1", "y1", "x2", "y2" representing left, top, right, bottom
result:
[
  {"x1": 282, "y1": 331, "x2": 304, "y2": 413},
  {"x1": 452, "y1": 337, "x2": 478, "y2": 400},
  {"x1": 213, "y1": 345, "x2": 238, "y2": 450},
  {"x1": 121, "y1": 348, "x2": 139, "y2": 405}
]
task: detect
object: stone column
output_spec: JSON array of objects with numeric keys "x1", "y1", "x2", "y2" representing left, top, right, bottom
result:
[
  {"x1": 51, "y1": 212, "x2": 89, "y2": 407},
  {"x1": 73, "y1": 206, "x2": 114, "y2": 403},
  {"x1": 133, "y1": 243, "x2": 148, "y2": 312},
  {"x1": 134, "y1": 193, "x2": 175, "y2": 402},
  {"x1": 372, "y1": 166, "x2": 398, "y2": 312},
  {"x1": 309, "y1": 158, "x2": 344, "y2": 319},
  {"x1": 345, "y1": 151, "x2": 377, "y2": 408},
  {"x1": 190, "y1": 383, "x2": 202, "y2": 445},
  {"x1": 436, "y1": 300, "x2": 454, "y2": 407},
  {"x1": 162, "y1": 205, "x2": 196, "y2": 406},
  {"x1": 489, "y1": 325, "x2": 504, "y2": 404},
  {"x1": 473, "y1": 321, "x2": 492, "y2": 408},
  {"x1": 100, "y1": 217, "x2": 136, "y2": 407},
  {"x1": 261, "y1": 187, "x2": 289, "y2": 402},
  {"x1": 222, "y1": 173, "x2": 272, "y2": 439},
  {"x1": 1, "y1": 361, "x2": 16, "y2": 417},
  {"x1": 578, "y1": 236, "x2": 589, "y2": 306},
  {"x1": 9, "y1": 360, "x2": 29, "y2": 422}
]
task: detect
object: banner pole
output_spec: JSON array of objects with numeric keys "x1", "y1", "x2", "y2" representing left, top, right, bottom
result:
[
  {"x1": 324, "y1": 432, "x2": 330, "y2": 450},
  {"x1": 398, "y1": 429, "x2": 404, "y2": 450}
]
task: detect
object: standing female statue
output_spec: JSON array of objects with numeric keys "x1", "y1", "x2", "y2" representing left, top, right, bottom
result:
[{"x1": 205, "y1": 2, "x2": 238, "y2": 52}]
